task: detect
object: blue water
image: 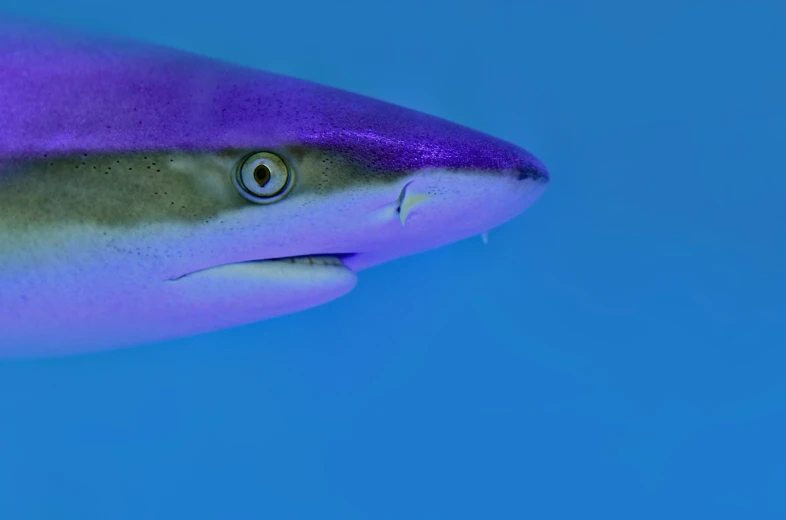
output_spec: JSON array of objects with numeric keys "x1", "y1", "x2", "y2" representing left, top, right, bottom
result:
[{"x1": 1, "y1": 1, "x2": 784, "y2": 518}]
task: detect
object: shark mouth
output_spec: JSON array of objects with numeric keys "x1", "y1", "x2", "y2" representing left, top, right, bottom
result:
[
  {"x1": 264, "y1": 253, "x2": 355, "y2": 267},
  {"x1": 169, "y1": 253, "x2": 357, "y2": 281}
]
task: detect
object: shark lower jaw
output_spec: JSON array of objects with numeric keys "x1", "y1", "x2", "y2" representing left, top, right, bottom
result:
[{"x1": 0, "y1": 252, "x2": 361, "y2": 357}]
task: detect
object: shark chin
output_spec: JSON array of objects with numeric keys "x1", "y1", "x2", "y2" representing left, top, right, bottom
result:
[{"x1": 0, "y1": 256, "x2": 358, "y2": 358}]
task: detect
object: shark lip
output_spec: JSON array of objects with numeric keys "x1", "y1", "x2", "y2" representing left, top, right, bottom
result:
[{"x1": 169, "y1": 253, "x2": 357, "y2": 281}]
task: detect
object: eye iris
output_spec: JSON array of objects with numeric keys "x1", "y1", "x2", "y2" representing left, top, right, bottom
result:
[
  {"x1": 233, "y1": 151, "x2": 295, "y2": 204},
  {"x1": 253, "y1": 164, "x2": 271, "y2": 187}
]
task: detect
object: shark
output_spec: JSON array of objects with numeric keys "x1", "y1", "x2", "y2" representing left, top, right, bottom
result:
[{"x1": 0, "y1": 17, "x2": 549, "y2": 357}]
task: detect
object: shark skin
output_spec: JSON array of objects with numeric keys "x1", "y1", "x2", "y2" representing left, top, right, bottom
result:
[{"x1": 0, "y1": 17, "x2": 550, "y2": 357}]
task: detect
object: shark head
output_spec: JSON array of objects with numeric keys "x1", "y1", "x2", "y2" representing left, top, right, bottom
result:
[{"x1": 0, "y1": 18, "x2": 549, "y2": 356}]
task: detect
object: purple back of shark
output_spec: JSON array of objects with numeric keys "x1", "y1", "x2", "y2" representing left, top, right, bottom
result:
[{"x1": 0, "y1": 17, "x2": 547, "y2": 177}]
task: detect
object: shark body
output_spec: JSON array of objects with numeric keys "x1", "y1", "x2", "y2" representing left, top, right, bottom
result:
[{"x1": 0, "y1": 18, "x2": 549, "y2": 357}]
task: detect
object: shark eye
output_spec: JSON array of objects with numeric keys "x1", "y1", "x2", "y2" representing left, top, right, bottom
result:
[{"x1": 233, "y1": 151, "x2": 294, "y2": 203}]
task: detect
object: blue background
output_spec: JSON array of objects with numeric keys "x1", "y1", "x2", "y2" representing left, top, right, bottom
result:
[{"x1": 1, "y1": 1, "x2": 784, "y2": 518}]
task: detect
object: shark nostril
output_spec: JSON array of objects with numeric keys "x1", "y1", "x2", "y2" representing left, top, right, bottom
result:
[
  {"x1": 395, "y1": 181, "x2": 431, "y2": 227},
  {"x1": 395, "y1": 181, "x2": 413, "y2": 213},
  {"x1": 516, "y1": 166, "x2": 549, "y2": 183}
]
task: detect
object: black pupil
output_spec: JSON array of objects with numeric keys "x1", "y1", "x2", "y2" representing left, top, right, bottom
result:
[{"x1": 253, "y1": 164, "x2": 272, "y2": 187}]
